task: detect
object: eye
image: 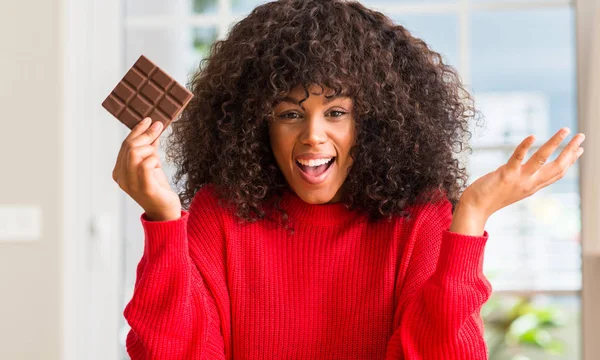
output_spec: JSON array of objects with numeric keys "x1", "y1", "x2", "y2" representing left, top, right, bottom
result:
[
  {"x1": 328, "y1": 110, "x2": 347, "y2": 118},
  {"x1": 278, "y1": 112, "x2": 302, "y2": 120}
]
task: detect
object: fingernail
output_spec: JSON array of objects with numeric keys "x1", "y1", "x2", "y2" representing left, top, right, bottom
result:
[
  {"x1": 578, "y1": 134, "x2": 585, "y2": 144},
  {"x1": 143, "y1": 117, "x2": 151, "y2": 123},
  {"x1": 151, "y1": 121, "x2": 162, "y2": 130}
]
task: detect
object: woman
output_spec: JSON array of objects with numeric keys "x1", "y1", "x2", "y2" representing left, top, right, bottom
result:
[{"x1": 112, "y1": 0, "x2": 585, "y2": 359}]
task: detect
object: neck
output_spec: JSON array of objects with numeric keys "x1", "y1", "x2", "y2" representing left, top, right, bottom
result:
[{"x1": 278, "y1": 187, "x2": 363, "y2": 226}]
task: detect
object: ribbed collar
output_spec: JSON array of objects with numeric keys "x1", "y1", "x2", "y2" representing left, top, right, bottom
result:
[{"x1": 278, "y1": 188, "x2": 365, "y2": 226}]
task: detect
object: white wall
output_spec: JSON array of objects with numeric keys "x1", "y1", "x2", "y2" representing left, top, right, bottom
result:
[{"x1": 0, "y1": 0, "x2": 62, "y2": 359}]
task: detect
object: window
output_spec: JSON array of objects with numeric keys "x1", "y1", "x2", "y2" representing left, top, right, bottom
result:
[{"x1": 120, "y1": 1, "x2": 580, "y2": 359}]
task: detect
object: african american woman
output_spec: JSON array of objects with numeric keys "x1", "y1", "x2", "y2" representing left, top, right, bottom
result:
[{"x1": 112, "y1": 1, "x2": 585, "y2": 359}]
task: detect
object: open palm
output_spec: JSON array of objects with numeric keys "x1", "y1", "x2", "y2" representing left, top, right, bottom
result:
[{"x1": 462, "y1": 128, "x2": 585, "y2": 218}]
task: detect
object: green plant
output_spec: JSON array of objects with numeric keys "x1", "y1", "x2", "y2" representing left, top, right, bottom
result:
[{"x1": 482, "y1": 294, "x2": 568, "y2": 360}]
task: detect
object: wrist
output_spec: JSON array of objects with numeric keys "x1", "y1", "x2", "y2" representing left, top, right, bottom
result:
[
  {"x1": 450, "y1": 200, "x2": 488, "y2": 236},
  {"x1": 145, "y1": 209, "x2": 182, "y2": 222}
]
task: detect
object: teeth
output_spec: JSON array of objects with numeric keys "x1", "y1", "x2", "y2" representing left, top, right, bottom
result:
[{"x1": 297, "y1": 158, "x2": 333, "y2": 167}]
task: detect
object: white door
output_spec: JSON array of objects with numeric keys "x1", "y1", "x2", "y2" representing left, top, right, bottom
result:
[{"x1": 63, "y1": 0, "x2": 125, "y2": 359}]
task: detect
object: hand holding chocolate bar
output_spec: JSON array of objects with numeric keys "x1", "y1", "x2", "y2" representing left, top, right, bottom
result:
[{"x1": 105, "y1": 55, "x2": 193, "y2": 221}]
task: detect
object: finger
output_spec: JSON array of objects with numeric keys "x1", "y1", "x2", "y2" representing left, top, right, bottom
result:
[
  {"x1": 533, "y1": 146, "x2": 584, "y2": 193},
  {"x1": 507, "y1": 135, "x2": 535, "y2": 171},
  {"x1": 124, "y1": 145, "x2": 159, "y2": 190},
  {"x1": 116, "y1": 117, "x2": 154, "y2": 179},
  {"x1": 129, "y1": 120, "x2": 164, "y2": 148},
  {"x1": 522, "y1": 127, "x2": 570, "y2": 175},
  {"x1": 532, "y1": 133, "x2": 585, "y2": 188},
  {"x1": 124, "y1": 117, "x2": 153, "y2": 143},
  {"x1": 138, "y1": 155, "x2": 161, "y2": 193},
  {"x1": 126, "y1": 145, "x2": 157, "y2": 167}
]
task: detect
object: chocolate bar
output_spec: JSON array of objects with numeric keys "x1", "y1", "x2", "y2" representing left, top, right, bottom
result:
[{"x1": 102, "y1": 55, "x2": 193, "y2": 132}]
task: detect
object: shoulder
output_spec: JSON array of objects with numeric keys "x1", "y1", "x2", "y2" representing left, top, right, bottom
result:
[
  {"x1": 189, "y1": 183, "x2": 221, "y2": 210},
  {"x1": 187, "y1": 183, "x2": 233, "y2": 225},
  {"x1": 405, "y1": 191, "x2": 452, "y2": 220},
  {"x1": 401, "y1": 192, "x2": 453, "y2": 235},
  {"x1": 393, "y1": 194, "x2": 454, "y2": 269},
  {"x1": 183, "y1": 184, "x2": 235, "y2": 247}
]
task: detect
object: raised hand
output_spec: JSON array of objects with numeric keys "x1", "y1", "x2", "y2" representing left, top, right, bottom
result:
[
  {"x1": 112, "y1": 117, "x2": 182, "y2": 221},
  {"x1": 460, "y1": 127, "x2": 585, "y2": 220}
]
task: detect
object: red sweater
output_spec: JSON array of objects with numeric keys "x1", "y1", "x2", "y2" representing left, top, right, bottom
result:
[{"x1": 124, "y1": 184, "x2": 491, "y2": 359}]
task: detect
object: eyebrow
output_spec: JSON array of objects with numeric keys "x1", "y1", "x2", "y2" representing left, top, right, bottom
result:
[{"x1": 275, "y1": 94, "x2": 347, "y2": 106}]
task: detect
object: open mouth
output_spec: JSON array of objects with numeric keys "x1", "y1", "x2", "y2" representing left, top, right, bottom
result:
[{"x1": 295, "y1": 157, "x2": 335, "y2": 178}]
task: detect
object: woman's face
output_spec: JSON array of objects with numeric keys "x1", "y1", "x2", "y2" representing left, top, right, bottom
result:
[{"x1": 269, "y1": 84, "x2": 356, "y2": 204}]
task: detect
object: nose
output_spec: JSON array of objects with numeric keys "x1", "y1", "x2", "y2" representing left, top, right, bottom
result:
[{"x1": 299, "y1": 113, "x2": 327, "y2": 146}]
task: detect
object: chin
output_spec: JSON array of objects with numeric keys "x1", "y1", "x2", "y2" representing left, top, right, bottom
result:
[{"x1": 292, "y1": 185, "x2": 342, "y2": 204}]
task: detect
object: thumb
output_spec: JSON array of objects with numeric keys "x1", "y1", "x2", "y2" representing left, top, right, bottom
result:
[{"x1": 151, "y1": 136, "x2": 160, "y2": 149}]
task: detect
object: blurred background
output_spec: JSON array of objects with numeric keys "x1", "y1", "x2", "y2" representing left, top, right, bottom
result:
[{"x1": 1, "y1": 0, "x2": 599, "y2": 359}]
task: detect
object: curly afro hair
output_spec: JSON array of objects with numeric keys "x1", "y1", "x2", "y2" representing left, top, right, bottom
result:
[{"x1": 166, "y1": 0, "x2": 483, "y2": 225}]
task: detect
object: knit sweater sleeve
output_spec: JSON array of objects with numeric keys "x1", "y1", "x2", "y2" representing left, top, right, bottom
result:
[
  {"x1": 385, "y1": 198, "x2": 492, "y2": 360},
  {"x1": 123, "y1": 186, "x2": 229, "y2": 360}
]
